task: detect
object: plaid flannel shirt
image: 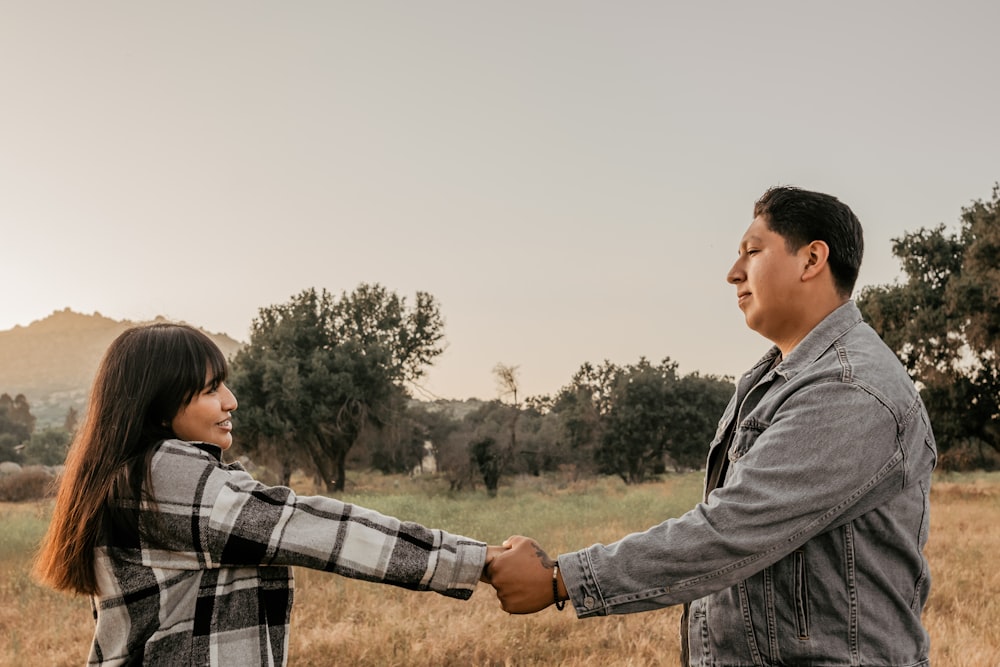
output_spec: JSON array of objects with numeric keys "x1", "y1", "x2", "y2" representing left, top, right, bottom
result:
[{"x1": 88, "y1": 439, "x2": 487, "y2": 666}]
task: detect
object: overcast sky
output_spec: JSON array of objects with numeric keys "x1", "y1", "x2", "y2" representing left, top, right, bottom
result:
[{"x1": 2, "y1": 1, "x2": 998, "y2": 400}]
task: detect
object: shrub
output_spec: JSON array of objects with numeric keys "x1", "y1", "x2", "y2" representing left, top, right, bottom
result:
[
  {"x1": 938, "y1": 441, "x2": 1000, "y2": 472},
  {"x1": 0, "y1": 466, "x2": 57, "y2": 502}
]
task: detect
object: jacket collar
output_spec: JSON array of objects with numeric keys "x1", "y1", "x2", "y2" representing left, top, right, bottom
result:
[{"x1": 758, "y1": 300, "x2": 862, "y2": 381}]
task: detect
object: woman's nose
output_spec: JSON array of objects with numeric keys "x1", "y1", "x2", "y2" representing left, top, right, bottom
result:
[{"x1": 223, "y1": 385, "x2": 238, "y2": 411}]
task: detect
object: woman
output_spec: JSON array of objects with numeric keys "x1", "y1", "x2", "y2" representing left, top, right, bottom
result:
[{"x1": 34, "y1": 322, "x2": 495, "y2": 666}]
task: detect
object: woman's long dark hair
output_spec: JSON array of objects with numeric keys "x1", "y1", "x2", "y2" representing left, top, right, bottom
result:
[{"x1": 33, "y1": 322, "x2": 228, "y2": 595}]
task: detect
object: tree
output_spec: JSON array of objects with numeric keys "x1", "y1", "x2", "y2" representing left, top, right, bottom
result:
[
  {"x1": 436, "y1": 420, "x2": 477, "y2": 491},
  {"x1": 549, "y1": 361, "x2": 619, "y2": 475},
  {"x1": 0, "y1": 434, "x2": 21, "y2": 464},
  {"x1": 492, "y1": 363, "x2": 521, "y2": 475},
  {"x1": 470, "y1": 436, "x2": 502, "y2": 496},
  {"x1": 22, "y1": 427, "x2": 72, "y2": 466},
  {"x1": 0, "y1": 393, "x2": 36, "y2": 445},
  {"x1": 63, "y1": 407, "x2": 80, "y2": 435},
  {"x1": 511, "y1": 400, "x2": 559, "y2": 476},
  {"x1": 550, "y1": 359, "x2": 734, "y2": 483},
  {"x1": 598, "y1": 358, "x2": 679, "y2": 484},
  {"x1": 668, "y1": 373, "x2": 734, "y2": 470},
  {"x1": 228, "y1": 284, "x2": 445, "y2": 491},
  {"x1": 858, "y1": 183, "x2": 1000, "y2": 466},
  {"x1": 458, "y1": 400, "x2": 512, "y2": 495},
  {"x1": 366, "y1": 393, "x2": 444, "y2": 474}
]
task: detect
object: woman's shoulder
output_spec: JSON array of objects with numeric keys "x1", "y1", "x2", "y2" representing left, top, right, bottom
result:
[
  {"x1": 148, "y1": 439, "x2": 253, "y2": 506},
  {"x1": 150, "y1": 439, "x2": 239, "y2": 485}
]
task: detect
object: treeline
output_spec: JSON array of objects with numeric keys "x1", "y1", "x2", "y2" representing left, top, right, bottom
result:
[
  {"x1": 3, "y1": 183, "x2": 999, "y2": 488},
  {"x1": 225, "y1": 285, "x2": 733, "y2": 494},
  {"x1": 212, "y1": 181, "x2": 1000, "y2": 484},
  {"x1": 350, "y1": 359, "x2": 733, "y2": 495}
]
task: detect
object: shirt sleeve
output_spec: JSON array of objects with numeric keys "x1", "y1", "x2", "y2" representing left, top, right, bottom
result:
[
  {"x1": 558, "y1": 381, "x2": 906, "y2": 617},
  {"x1": 140, "y1": 440, "x2": 486, "y2": 600}
]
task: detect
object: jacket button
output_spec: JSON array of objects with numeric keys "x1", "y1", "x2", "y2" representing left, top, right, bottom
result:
[{"x1": 584, "y1": 596, "x2": 596, "y2": 609}]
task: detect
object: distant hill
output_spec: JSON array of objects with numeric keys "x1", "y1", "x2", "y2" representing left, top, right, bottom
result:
[{"x1": 0, "y1": 309, "x2": 244, "y2": 426}]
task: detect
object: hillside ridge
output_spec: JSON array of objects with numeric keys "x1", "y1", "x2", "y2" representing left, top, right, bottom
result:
[{"x1": 0, "y1": 309, "x2": 244, "y2": 425}]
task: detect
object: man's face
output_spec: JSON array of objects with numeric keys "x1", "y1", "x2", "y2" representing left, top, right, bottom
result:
[{"x1": 727, "y1": 215, "x2": 810, "y2": 344}]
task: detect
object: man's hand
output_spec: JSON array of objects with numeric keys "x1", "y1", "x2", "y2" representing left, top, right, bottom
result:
[{"x1": 487, "y1": 535, "x2": 565, "y2": 614}]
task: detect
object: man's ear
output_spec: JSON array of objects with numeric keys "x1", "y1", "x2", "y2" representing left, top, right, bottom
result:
[{"x1": 801, "y1": 240, "x2": 830, "y2": 282}]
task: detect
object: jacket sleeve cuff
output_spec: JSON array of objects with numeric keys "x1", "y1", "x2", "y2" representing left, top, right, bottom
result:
[
  {"x1": 557, "y1": 550, "x2": 607, "y2": 617},
  {"x1": 431, "y1": 534, "x2": 487, "y2": 600}
]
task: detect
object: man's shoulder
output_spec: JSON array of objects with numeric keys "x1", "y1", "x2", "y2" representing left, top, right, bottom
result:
[
  {"x1": 821, "y1": 322, "x2": 923, "y2": 414},
  {"x1": 838, "y1": 320, "x2": 911, "y2": 376},
  {"x1": 786, "y1": 309, "x2": 915, "y2": 396}
]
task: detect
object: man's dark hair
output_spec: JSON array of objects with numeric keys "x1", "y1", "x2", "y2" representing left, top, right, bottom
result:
[{"x1": 754, "y1": 186, "x2": 864, "y2": 297}]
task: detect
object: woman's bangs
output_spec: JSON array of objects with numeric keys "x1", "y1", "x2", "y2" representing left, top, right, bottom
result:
[
  {"x1": 175, "y1": 329, "x2": 227, "y2": 401},
  {"x1": 206, "y1": 342, "x2": 228, "y2": 387}
]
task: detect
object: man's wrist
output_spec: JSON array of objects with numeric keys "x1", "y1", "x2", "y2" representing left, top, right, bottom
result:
[
  {"x1": 556, "y1": 569, "x2": 569, "y2": 601},
  {"x1": 552, "y1": 564, "x2": 566, "y2": 610}
]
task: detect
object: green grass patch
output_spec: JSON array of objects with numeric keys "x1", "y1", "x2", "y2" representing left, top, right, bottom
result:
[
  {"x1": 0, "y1": 501, "x2": 52, "y2": 560},
  {"x1": 337, "y1": 471, "x2": 705, "y2": 550}
]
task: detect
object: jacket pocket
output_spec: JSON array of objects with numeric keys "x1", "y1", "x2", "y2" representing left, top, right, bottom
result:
[
  {"x1": 729, "y1": 417, "x2": 768, "y2": 462},
  {"x1": 793, "y1": 550, "x2": 810, "y2": 639}
]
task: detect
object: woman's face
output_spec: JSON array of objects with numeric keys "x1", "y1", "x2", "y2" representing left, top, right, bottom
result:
[{"x1": 170, "y1": 373, "x2": 238, "y2": 450}]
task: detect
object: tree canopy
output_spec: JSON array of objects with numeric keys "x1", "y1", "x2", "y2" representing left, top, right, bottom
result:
[
  {"x1": 228, "y1": 284, "x2": 445, "y2": 491},
  {"x1": 551, "y1": 358, "x2": 733, "y2": 484},
  {"x1": 0, "y1": 393, "x2": 36, "y2": 463},
  {"x1": 858, "y1": 183, "x2": 1000, "y2": 468},
  {"x1": 0, "y1": 393, "x2": 35, "y2": 445}
]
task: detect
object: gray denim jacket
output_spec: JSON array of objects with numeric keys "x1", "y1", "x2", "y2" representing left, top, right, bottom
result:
[{"x1": 558, "y1": 301, "x2": 936, "y2": 666}]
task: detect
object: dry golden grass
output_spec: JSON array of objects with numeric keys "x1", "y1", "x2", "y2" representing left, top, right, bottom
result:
[
  {"x1": 922, "y1": 476, "x2": 1000, "y2": 667},
  {"x1": 2, "y1": 470, "x2": 998, "y2": 666}
]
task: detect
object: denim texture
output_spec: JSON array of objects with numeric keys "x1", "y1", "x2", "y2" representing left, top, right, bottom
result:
[{"x1": 558, "y1": 301, "x2": 936, "y2": 666}]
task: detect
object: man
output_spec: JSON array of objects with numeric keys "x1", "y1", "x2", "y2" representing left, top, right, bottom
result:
[{"x1": 488, "y1": 186, "x2": 936, "y2": 666}]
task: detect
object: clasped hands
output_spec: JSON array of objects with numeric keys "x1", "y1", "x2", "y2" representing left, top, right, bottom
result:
[{"x1": 481, "y1": 536, "x2": 569, "y2": 614}]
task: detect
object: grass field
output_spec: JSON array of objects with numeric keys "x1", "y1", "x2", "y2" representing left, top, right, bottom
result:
[{"x1": 1, "y1": 470, "x2": 998, "y2": 666}]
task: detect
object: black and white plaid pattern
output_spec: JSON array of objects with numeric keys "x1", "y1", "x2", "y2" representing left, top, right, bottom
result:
[{"x1": 88, "y1": 439, "x2": 486, "y2": 666}]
